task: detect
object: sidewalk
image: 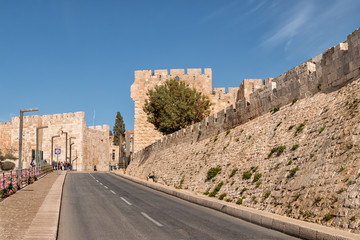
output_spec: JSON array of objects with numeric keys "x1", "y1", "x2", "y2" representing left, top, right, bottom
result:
[{"x1": 0, "y1": 171, "x2": 66, "y2": 240}]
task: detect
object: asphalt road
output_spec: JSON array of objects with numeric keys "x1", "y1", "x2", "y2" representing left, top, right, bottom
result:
[{"x1": 58, "y1": 173, "x2": 299, "y2": 240}]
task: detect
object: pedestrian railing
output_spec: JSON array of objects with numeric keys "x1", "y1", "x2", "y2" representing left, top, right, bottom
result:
[{"x1": 0, "y1": 164, "x2": 52, "y2": 199}]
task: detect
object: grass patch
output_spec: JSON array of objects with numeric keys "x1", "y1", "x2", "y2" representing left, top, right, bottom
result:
[
  {"x1": 240, "y1": 187, "x2": 247, "y2": 195},
  {"x1": 271, "y1": 105, "x2": 280, "y2": 114},
  {"x1": 264, "y1": 191, "x2": 271, "y2": 199},
  {"x1": 225, "y1": 129, "x2": 231, "y2": 137},
  {"x1": 323, "y1": 213, "x2": 335, "y2": 222},
  {"x1": 207, "y1": 167, "x2": 221, "y2": 180},
  {"x1": 288, "y1": 166, "x2": 299, "y2": 178},
  {"x1": 291, "y1": 144, "x2": 299, "y2": 151},
  {"x1": 250, "y1": 166, "x2": 258, "y2": 172},
  {"x1": 236, "y1": 199, "x2": 243, "y2": 205},
  {"x1": 268, "y1": 145, "x2": 286, "y2": 157},
  {"x1": 287, "y1": 160, "x2": 293, "y2": 166},
  {"x1": 291, "y1": 98, "x2": 298, "y2": 105},
  {"x1": 253, "y1": 173, "x2": 262, "y2": 182},
  {"x1": 209, "y1": 182, "x2": 223, "y2": 197},
  {"x1": 295, "y1": 123, "x2": 305, "y2": 136},
  {"x1": 229, "y1": 168, "x2": 238, "y2": 178},
  {"x1": 256, "y1": 181, "x2": 262, "y2": 188},
  {"x1": 230, "y1": 181, "x2": 235, "y2": 186},
  {"x1": 219, "y1": 193, "x2": 227, "y2": 200},
  {"x1": 242, "y1": 171, "x2": 252, "y2": 180}
]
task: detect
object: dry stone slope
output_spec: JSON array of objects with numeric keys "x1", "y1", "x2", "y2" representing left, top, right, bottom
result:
[{"x1": 127, "y1": 77, "x2": 360, "y2": 233}]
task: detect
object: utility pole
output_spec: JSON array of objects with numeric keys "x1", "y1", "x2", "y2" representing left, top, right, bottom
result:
[
  {"x1": 51, "y1": 135, "x2": 60, "y2": 164},
  {"x1": 61, "y1": 130, "x2": 68, "y2": 163},
  {"x1": 36, "y1": 126, "x2": 48, "y2": 168},
  {"x1": 18, "y1": 108, "x2": 38, "y2": 170},
  {"x1": 69, "y1": 137, "x2": 76, "y2": 167}
]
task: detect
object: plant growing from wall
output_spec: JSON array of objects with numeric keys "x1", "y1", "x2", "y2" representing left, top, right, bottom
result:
[
  {"x1": 143, "y1": 78, "x2": 211, "y2": 134},
  {"x1": 229, "y1": 168, "x2": 238, "y2": 178},
  {"x1": 209, "y1": 181, "x2": 223, "y2": 197},
  {"x1": 242, "y1": 171, "x2": 252, "y2": 180},
  {"x1": 207, "y1": 167, "x2": 221, "y2": 180}
]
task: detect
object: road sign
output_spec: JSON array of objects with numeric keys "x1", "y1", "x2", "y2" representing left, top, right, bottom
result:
[{"x1": 55, "y1": 148, "x2": 61, "y2": 155}]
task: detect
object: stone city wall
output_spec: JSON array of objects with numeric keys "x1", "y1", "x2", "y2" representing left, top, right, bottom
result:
[
  {"x1": 83, "y1": 125, "x2": 110, "y2": 171},
  {"x1": 131, "y1": 68, "x2": 242, "y2": 152},
  {"x1": 0, "y1": 111, "x2": 110, "y2": 171},
  {"x1": 131, "y1": 27, "x2": 360, "y2": 163}
]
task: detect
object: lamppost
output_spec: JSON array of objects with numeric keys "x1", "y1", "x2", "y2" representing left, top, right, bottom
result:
[
  {"x1": 69, "y1": 137, "x2": 76, "y2": 168},
  {"x1": 61, "y1": 130, "x2": 68, "y2": 164},
  {"x1": 51, "y1": 135, "x2": 60, "y2": 165},
  {"x1": 18, "y1": 108, "x2": 38, "y2": 170},
  {"x1": 36, "y1": 126, "x2": 48, "y2": 168}
]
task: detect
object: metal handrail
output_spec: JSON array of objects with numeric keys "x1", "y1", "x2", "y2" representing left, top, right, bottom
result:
[{"x1": 0, "y1": 164, "x2": 52, "y2": 196}]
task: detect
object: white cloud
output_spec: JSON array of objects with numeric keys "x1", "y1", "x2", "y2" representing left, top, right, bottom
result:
[
  {"x1": 198, "y1": 1, "x2": 239, "y2": 24},
  {"x1": 261, "y1": 2, "x2": 313, "y2": 48}
]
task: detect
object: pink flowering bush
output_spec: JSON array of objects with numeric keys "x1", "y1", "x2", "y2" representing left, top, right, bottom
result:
[{"x1": 0, "y1": 166, "x2": 46, "y2": 199}]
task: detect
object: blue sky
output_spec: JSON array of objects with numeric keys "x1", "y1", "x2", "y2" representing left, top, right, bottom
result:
[{"x1": 1, "y1": 0, "x2": 359, "y2": 131}]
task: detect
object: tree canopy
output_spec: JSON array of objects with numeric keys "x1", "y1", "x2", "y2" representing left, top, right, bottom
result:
[
  {"x1": 143, "y1": 78, "x2": 211, "y2": 135},
  {"x1": 113, "y1": 112, "x2": 125, "y2": 146}
]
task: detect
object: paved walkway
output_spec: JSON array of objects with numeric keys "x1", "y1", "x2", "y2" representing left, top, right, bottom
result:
[{"x1": 0, "y1": 171, "x2": 65, "y2": 240}]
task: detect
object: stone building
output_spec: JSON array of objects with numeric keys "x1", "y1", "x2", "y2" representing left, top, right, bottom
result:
[{"x1": 0, "y1": 112, "x2": 110, "y2": 171}]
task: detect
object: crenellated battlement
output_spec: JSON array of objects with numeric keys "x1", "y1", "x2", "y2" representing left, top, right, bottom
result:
[{"x1": 132, "y1": 27, "x2": 360, "y2": 155}]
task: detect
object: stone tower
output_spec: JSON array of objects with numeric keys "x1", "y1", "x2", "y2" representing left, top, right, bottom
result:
[{"x1": 131, "y1": 68, "x2": 213, "y2": 152}]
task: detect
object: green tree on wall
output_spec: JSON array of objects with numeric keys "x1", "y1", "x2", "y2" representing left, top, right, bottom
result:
[
  {"x1": 143, "y1": 78, "x2": 211, "y2": 135},
  {"x1": 113, "y1": 112, "x2": 125, "y2": 146}
]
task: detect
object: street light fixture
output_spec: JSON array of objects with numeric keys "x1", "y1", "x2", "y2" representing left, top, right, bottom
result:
[
  {"x1": 51, "y1": 135, "x2": 60, "y2": 164},
  {"x1": 69, "y1": 137, "x2": 76, "y2": 167},
  {"x1": 18, "y1": 108, "x2": 39, "y2": 170},
  {"x1": 61, "y1": 130, "x2": 68, "y2": 164},
  {"x1": 36, "y1": 126, "x2": 48, "y2": 168}
]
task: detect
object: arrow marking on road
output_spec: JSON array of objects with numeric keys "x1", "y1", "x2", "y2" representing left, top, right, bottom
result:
[
  {"x1": 120, "y1": 197, "x2": 132, "y2": 206},
  {"x1": 141, "y1": 212, "x2": 163, "y2": 227}
]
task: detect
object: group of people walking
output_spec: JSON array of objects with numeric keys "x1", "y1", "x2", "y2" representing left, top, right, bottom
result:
[{"x1": 52, "y1": 161, "x2": 72, "y2": 170}]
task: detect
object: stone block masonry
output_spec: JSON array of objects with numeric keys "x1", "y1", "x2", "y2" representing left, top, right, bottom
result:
[
  {"x1": 127, "y1": 27, "x2": 360, "y2": 233},
  {"x1": 131, "y1": 27, "x2": 360, "y2": 156},
  {"x1": 0, "y1": 112, "x2": 110, "y2": 171},
  {"x1": 131, "y1": 68, "x2": 243, "y2": 152}
]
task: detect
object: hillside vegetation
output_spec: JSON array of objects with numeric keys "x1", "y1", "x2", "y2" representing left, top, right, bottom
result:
[{"x1": 127, "y1": 78, "x2": 360, "y2": 233}]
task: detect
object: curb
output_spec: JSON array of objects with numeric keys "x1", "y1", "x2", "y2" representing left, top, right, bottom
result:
[
  {"x1": 112, "y1": 172, "x2": 359, "y2": 240},
  {"x1": 24, "y1": 172, "x2": 67, "y2": 240}
]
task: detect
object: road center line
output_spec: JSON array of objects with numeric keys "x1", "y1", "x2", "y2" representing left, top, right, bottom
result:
[
  {"x1": 141, "y1": 212, "x2": 163, "y2": 227},
  {"x1": 100, "y1": 183, "x2": 103, "y2": 185},
  {"x1": 104, "y1": 186, "x2": 108, "y2": 189},
  {"x1": 110, "y1": 190, "x2": 116, "y2": 195},
  {"x1": 120, "y1": 197, "x2": 132, "y2": 206},
  {"x1": 96, "y1": 180, "x2": 99, "y2": 182}
]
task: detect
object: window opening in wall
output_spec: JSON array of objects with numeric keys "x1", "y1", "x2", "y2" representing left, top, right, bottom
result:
[
  {"x1": 252, "y1": 86, "x2": 255, "y2": 93},
  {"x1": 112, "y1": 149, "x2": 115, "y2": 160},
  {"x1": 218, "y1": 94, "x2": 221, "y2": 99},
  {"x1": 176, "y1": 76, "x2": 179, "y2": 80},
  {"x1": 193, "y1": 76, "x2": 195, "y2": 80}
]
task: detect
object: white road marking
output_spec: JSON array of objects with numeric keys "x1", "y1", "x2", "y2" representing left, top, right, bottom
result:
[
  {"x1": 120, "y1": 197, "x2": 132, "y2": 206},
  {"x1": 96, "y1": 180, "x2": 99, "y2": 182},
  {"x1": 141, "y1": 212, "x2": 163, "y2": 227},
  {"x1": 110, "y1": 190, "x2": 116, "y2": 195},
  {"x1": 104, "y1": 186, "x2": 108, "y2": 189},
  {"x1": 100, "y1": 183, "x2": 103, "y2": 185}
]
